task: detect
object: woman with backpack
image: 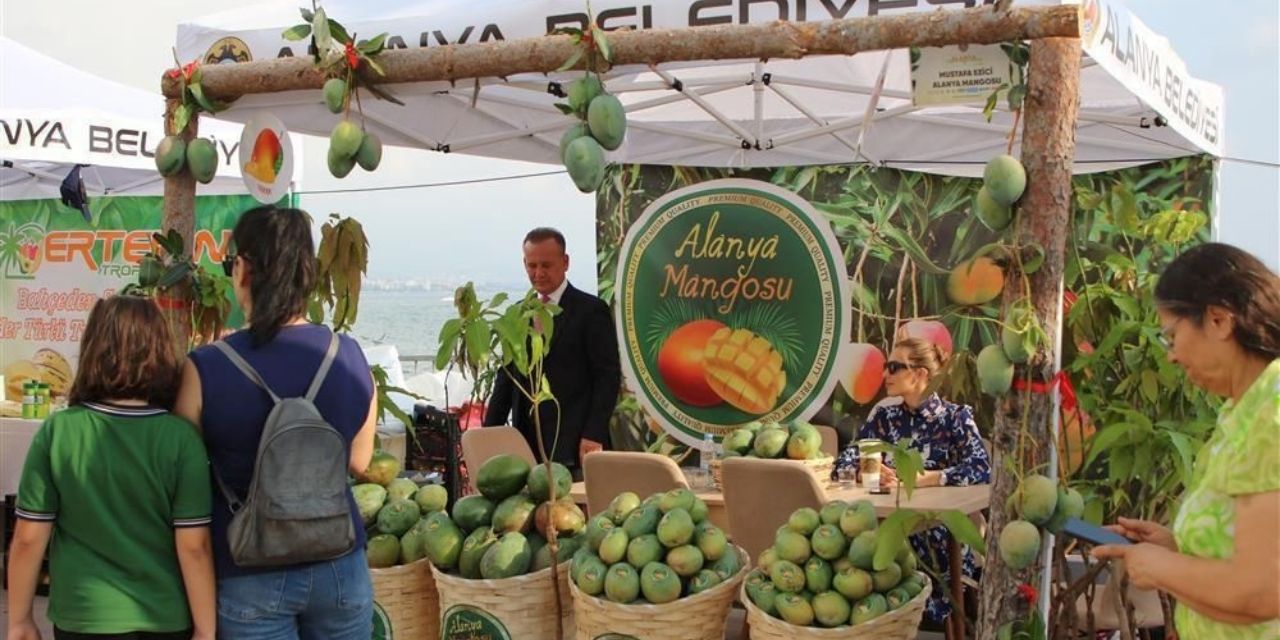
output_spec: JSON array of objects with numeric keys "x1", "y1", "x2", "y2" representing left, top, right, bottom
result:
[
  {"x1": 7, "y1": 295, "x2": 215, "y2": 640},
  {"x1": 175, "y1": 205, "x2": 379, "y2": 639}
]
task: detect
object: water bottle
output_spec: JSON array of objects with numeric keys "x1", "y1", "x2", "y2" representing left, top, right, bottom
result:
[{"x1": 699, "y1": 432, "x2": 716, "y2": 471}]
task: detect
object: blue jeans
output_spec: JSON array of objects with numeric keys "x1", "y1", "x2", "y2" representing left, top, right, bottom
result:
[{"x1": 215, "y1": 548, "x2": 372, "y2": 640}]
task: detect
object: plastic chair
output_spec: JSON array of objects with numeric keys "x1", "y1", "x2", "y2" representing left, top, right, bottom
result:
[
  {"x1": 721, "y1": 457, "x2": 828, "y2": 562},
  {"x1": 460, "y1": 426, "x2": 536, "y2": 492},
  {"x1": 583, "y1": 451, "x2": 688, "y2": 516},
  {"x1": 815, "y1": 424, "x2": 839, "y2": 457}
]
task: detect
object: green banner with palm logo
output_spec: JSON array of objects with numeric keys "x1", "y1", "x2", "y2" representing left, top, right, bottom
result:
[{"x1": 0, "y1": 194, "x2": 261, "y2": 404}]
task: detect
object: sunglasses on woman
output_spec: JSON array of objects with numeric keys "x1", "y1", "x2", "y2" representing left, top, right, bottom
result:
[
  {"x1": 884, "y1": 360, "x2": 920, "y2": 375},
  {"x1": 221, "y1": 253, "x2": 243, "y2": 277}
]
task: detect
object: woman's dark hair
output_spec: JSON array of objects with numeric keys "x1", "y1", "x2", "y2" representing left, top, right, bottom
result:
[
  {"x1": 231, "y1": 205, "x2": 316, "y2": 346},
  {"x1": 1155, "y1": 242, "x2": 1280, "y2": 360},
  {"x1": 69, "y1": 296, "x2": 183, "y2": 409}
]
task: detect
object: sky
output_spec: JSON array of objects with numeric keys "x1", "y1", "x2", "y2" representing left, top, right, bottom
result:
[{"x1": 2, "y1": 0, "x2": 1277, "y2": 290}]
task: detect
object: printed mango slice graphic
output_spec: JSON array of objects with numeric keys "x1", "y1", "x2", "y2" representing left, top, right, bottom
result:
[
  {"x1": 701, "y1": 327, "x2": 786, "y2": 415},
  {"x1": 243, "y1": 129, "x2": 282, "y2": 182}
]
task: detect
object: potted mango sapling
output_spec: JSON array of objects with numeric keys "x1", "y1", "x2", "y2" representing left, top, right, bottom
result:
[
  {"x1": 567, "y1": 487, "x2": 751, "y2": 640},
  {"x1": 428, "y1": 289, "x2": 576, "y2": 639}
]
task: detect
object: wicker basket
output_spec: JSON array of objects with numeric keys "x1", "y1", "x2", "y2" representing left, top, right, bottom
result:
[
  {"x1": 710, "y1": 456, "x2": 834, "y2": 491},
  {"x1": 739, "y1": 572, "x2": 932, "y2": 639},
  {"x1": 433, "y1": 560, "x2": 574, "y2": 640},
  {"x1": 569, "y1": 546, "x2": 750, "y2": 640},
  {"x1": 369, "y1": 558, "x2": 439, "y2": 640}
]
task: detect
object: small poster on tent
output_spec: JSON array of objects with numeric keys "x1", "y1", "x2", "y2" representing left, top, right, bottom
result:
[
  {"x1": 240, "y1": 112, "x2": 294, "y2": 204},
  {"x1": 911, "y1": 44, "x2": 1011, "y2": 107},
  {"x1": 0, "y1": 195, "x2": 255, "y2": 405},
  {"x1": 612, "y1": 179, "x2": 849, "y2": 447}
]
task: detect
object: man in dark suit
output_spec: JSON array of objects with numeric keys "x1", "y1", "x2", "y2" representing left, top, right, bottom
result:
[{"x1": 483, "y1": 227, "x2": 621, "y2": 474}]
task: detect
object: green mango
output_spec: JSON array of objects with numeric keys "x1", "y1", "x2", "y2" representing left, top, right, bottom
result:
[
  {"x1": 479, "y1": 531, "x2": 532, "y2": 579},
  {"x1": 185, "y1": 138, "x2": 217, "y2": 184},
  {"x1": 639, "y1": 561, "x2": 682, "y2": 604},
  {"x1": 586, "y1": 93, "x2": 627, "y2": 150},
  {"x1": 154, "y1": 135, "x2": 186, "y2": 177},
  {"x1": 323, "y1": 78, "x2": 347, "y2": 114}
]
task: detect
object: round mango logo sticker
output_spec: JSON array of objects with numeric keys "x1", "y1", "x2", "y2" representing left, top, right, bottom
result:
[
  {"x1": 615, "y1": 179, "x2": 849, "y2": 447},
  {"x1": 371, "y1": 602, "x2": 392, "y2": 640}
]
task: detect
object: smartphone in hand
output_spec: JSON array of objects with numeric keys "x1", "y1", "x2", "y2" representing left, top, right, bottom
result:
[{"x1": 1062, "y1": 518, "x2": 1133, "y2": 546}]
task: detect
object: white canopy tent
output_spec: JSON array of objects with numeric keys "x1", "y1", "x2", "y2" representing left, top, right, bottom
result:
[
  {"x1": 0, "y1": 37, "x2": 300, "y2": 201},
  {"x1": 174, "y1": 0, "x2": 1222, "y2": 176}
]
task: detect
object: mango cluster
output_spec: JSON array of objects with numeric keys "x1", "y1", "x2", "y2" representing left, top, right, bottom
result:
[
  {"x1": 154, "y1": 135, "x2": 218, "y2": 184},
  {"x1": 746, "y1": 501, "x2": 926, "y2": 628},
  {"x1": 720, "y1": 420, "x2": 825, "y2": 461},
  {"x1": 973, "y1": 154, "x2": 1027, "y2": 232},
  {"x1": 559, "y1": 75, "x2": 626, "y2": 193},
  {"x1": 354, "y1": 450, "x2": 450, "y2": 568},
  {"x1": 571, "y1": 488, "x2": 742, "y2": 604},
  {"x1": 417, "y1": 455, "x2": 587, "y2": 580},
  {"x1": 997, "y1": 474, "x2": 1085, "y2": 570},
  {"x1": 327, "y1": 119, "x2": 382, "y2": 178}
]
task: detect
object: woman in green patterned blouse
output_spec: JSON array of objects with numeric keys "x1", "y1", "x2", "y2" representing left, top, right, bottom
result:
[{"x1": 1093, "y1": 243, "x2": 1279, "y2": 639}]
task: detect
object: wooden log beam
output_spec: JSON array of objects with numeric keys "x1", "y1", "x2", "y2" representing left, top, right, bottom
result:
[
  {"x1": 976, "y1": 36, "x2": 1081, "y2": 640},
  {"x1": 162, "y1": 5, "x2": 1079, "y2": 101}
]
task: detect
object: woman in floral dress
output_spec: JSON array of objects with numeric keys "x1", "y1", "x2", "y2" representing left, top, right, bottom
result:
[
  {"x1": 1094, "y1": 243, "x2": 1279, "y2": 639},
  {"x1": 832, "y1": 336, "x2": 991, "y2": 623}
]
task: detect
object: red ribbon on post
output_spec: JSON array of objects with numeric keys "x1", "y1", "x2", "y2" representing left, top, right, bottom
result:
[{"x1": 1010, "y1": 369, "x2": 1078, "y2": 415}]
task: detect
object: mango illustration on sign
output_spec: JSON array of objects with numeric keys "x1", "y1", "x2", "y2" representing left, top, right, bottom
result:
[
  {"x1": 657, "y1": 319, "x2": 726, "y2": 407},
  {"x1": 17, "y1": 241, "x2": 41, "y2": 274},
  {"x1": 652, "y1": 306, "x2": 800, "y2": 416},
  {"x1": 702, "y1": 327, "x2": 786, "y2": 415},
  {"x1": 243, "y1": 129, "x2": 283, "y2": 184},
  {"x1": 1, "y1": 222, "x2": 45, "y2": 277}
]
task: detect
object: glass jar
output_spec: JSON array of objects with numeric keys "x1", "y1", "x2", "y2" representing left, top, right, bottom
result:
[
  {"x1": 22, "y1": 381, "x2": 37, "y2": 419},
  {"x1": 34, "y1": 383, "x2": 51, "y2": 418}
]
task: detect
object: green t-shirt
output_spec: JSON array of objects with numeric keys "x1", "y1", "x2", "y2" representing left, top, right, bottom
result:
[
  {"x1": 16, "y1": 402, "x2": 212, "y2": 634},
  {"x1": 1171, "y1": 358, "x2": 1280, "y2": 639}
]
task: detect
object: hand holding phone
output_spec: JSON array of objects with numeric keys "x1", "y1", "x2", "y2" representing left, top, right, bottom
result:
[{"x1": 1063, "y1": 517, "x2": 1133, "y2": 546}]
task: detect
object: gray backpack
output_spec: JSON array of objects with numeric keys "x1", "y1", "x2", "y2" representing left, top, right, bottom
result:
[{"x1": 212, "y1": 334, "x2": 356, "y2": 567}]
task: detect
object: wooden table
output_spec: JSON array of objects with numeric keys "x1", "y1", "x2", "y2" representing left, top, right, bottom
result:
[
  {"x1": 1, "y1": 417, "x2": 43, "y2": 496},
  {"x1": 570, "y1": 481, "x2": 988, "y2": 526},
  {"x1": 569, "y1": 480, "x2": 989, "y2": 640}
]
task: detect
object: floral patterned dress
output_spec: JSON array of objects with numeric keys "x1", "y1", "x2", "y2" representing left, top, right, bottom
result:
[
  {"x1": 832, "y1": 394, "x2": 992, "y2": 622},
  {"x1": 1170, "y1": 358, "x2": 1280, "y2": 639}
]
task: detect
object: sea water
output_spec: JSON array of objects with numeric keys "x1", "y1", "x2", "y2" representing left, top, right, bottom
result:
[{"x1": 348, "y1": 287, "x2": 524, "y2": 370}]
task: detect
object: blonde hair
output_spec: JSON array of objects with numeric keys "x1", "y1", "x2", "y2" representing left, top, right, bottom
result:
[{"x1": 893, "y1": 337, "x2": 947, "y2": 376}]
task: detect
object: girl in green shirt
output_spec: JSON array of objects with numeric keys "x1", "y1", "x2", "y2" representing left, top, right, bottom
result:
[
  {"x1": 1094, "y1": 243, "x2": 1280, "y2": 639},
  {"x1": 6, "y1": 296, "x2": 216, "y2": 640}
]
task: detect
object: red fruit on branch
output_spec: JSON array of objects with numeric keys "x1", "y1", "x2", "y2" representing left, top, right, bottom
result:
[{"x1": 1016, "y1": 582, "x2": 1038, "y2": 604}]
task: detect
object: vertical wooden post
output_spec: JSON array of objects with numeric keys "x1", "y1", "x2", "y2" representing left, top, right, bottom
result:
[
  {"x1": 976, "y1": 36, "x2": 1080, "y2": 640},
  {"x1": 161, "y1": 97, "x2": 198, "y2": 350}
]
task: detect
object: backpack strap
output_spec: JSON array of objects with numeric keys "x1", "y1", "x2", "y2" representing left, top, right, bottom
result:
[
  {"x1": 212, "y1": 340, "x2": 282, "y2": 405},
  {"x1": 212, "y1": 465, "x2": 243, "y2": 514},
  {"x1": 208, "y1": 332, "x2": 341, "y2": 514},
  {"x1": 305, "y1": 333, "x2": 341, "y2": 403}
]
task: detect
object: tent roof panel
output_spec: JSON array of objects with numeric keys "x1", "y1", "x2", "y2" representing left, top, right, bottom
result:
[{"x1": 176, "y1": 0, "x2": 1222, "y2": 174}]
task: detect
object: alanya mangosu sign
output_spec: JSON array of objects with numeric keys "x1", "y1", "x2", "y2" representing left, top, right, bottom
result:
[{"x1": 615, "y1": 179, "x2": 850, "y2": 447}]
